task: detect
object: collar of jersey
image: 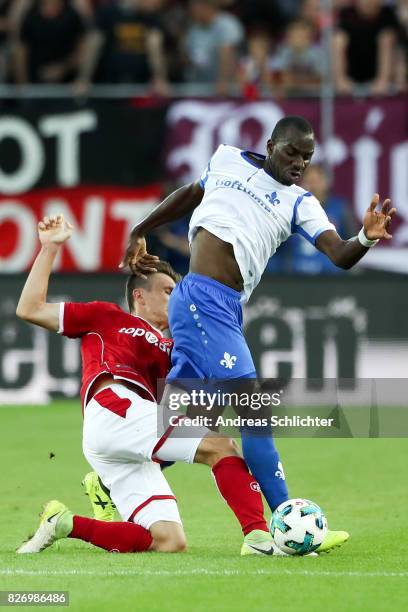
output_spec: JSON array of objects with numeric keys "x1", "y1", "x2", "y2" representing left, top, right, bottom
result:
[
  {"x1": 240, "y1": 150, "x2": 289, "y2": 187},
  {"x1": 131, "y1": 314, "x2": 163, "y2": 336}
]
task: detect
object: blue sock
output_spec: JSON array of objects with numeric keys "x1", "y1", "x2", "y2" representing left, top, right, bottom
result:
[{"x1": 241, "y1": 429, "x2": 289, "y2": 512}]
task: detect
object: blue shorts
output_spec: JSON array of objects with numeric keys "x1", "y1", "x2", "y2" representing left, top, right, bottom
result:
[{"x1": 167, "y1": 273, "x2": 256, "y2": 380}]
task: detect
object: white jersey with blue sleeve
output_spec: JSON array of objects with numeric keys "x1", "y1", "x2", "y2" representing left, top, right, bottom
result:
[{"x1": 188, "y1": 144, "x2": 336, "y2": 302}]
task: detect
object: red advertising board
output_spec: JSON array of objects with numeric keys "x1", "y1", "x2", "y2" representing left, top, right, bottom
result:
[{"x1": 0, "y1": 185, "x2": 161, "y2": 272}]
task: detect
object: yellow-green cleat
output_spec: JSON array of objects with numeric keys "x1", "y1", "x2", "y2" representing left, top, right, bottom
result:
[
  {"x1": 16, "y1": 500, "x2": 73, "y2": 553},
  {"x1": 241, "y1": 529, "x2": 288, "y2": 556},
  {"x1": 316, "y1": 529, "x2": 350, "y2": 553},
  {"x1": 82, "y1": 471, "x2": 116, "y2": 521}
]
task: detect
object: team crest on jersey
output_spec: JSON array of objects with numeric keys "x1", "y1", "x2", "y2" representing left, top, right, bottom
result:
[
  {"x1": 250, "y1": 481, "x2": 261, "y2": 492},
  {"x1": 265, "y1": 191, "x2": 280, "y2": 206},
  {"x1": 220, "y1": 352, "x2": 237, "y2": 369}
]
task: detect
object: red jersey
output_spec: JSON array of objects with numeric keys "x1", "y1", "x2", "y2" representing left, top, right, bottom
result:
[{"x1": 58, "y1": 301, "x2": 173, "y2": 409}]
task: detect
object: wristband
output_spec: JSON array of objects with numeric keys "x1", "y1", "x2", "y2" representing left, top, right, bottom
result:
[{"x1": 358, "y1": 228, "x2": 379, "y2": 248}]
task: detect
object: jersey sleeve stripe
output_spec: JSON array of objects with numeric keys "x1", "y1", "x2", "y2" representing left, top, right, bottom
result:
[
  {"x1": 313, "y1": 226, "x2": 335, "y2": 243},
  {"x1": 290, "y1": 192, "x2": 312, "y2": 233},
  {"x1": 57, "y1": 302, "x2": 65, "y2": 335},
  {"x1": 199, "y1": 160, "x2": 211, "y2": 188},
  {"x1": 295, "y1": 225, "x2": 315, "y2": 244}
]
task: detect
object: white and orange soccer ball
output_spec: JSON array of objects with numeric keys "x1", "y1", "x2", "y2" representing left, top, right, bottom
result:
[{"x1": 270, "y1": 498, "x2": 328, "y2": 555}]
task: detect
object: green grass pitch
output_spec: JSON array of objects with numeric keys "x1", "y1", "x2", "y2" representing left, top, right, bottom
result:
[{"x1": 0, "y1": 402, "x2": 407, "y2": 612}]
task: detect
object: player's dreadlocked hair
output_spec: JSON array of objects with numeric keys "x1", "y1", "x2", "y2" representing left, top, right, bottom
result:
[
  {"x1": 126, "y1": 261, "x2": 181, "y2": 313},
  {"x1": 271, "y1": 116, "x2": 313, "y2": 143}
]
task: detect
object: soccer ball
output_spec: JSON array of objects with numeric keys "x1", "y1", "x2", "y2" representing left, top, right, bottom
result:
[{"x1": 270, "y1": 498, "x2": 328, "y2": 555}]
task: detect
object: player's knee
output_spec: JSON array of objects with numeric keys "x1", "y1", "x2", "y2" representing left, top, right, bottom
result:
[
  {"x1": 217, "y1": 436, "x2": 239, "y2": 458},
  {"x1": 150, "y1": 522, "x2": 187, "y2": 553},
  {"x1": 168, "y1": 533, "x2": 187, "y2": 553},
  {"x1": 195, "y1": 434, "x2": 240, "y2": 466},
  {"x1": 153, "y1": 532, "x2": 187, "y2": 553}
]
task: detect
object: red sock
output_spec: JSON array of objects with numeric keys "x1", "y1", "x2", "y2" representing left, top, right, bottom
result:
[
  {"x1": 69, "y1": 516, "x2": 153, "y2": 552},
  {"x1": 212, "y1": 456, "x2": 269, "y2": 536}
]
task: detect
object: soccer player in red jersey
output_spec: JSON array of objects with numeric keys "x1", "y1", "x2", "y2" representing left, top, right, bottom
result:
[{"x1": 16, "y1": 214, "x2": 281, "y2": 556}]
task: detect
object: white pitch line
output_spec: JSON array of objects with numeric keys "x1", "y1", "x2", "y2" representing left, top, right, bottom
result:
[{"x1": 0, "y1": 569, "x2": 407, "y2": 578}]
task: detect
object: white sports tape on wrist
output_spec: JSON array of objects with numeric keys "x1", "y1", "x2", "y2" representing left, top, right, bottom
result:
[{"x1": 358, "y1": 228, "x2": 379, "y2": 248}]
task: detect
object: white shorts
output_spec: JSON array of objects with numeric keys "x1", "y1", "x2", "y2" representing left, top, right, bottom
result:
[{"x1": 82, "y1": 384, "x2": 208, "y2": 529}]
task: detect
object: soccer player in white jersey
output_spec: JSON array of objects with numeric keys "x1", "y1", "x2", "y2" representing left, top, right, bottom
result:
[{"x1": 122, "y1": 115, "x2": 397, "y2": 553}]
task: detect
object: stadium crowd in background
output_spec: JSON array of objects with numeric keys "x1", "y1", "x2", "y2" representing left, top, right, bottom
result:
[{"x1": 0, "y1": 0, "x2": 405, "y2": 94}]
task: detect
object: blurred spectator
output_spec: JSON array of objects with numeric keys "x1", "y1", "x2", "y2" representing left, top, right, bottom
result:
[
  {"x1": 237, "y1": 1, "x2": 303, "y2": 99},
  {"x1": 299, "y1": 0, "x2": 326, "y2": 39},
  {"x1": 238, "y1": 29, "x2": 272, "y2": 99},
  {"x1": 72, "y1": 0, "x2": 112, "y2": 17},
  {"x1": 284, "y1": 164, "x2": 358, "y2": 275},
  {"x1": 8, "y1": 0, "x2": 31, "y2": 33},
  {"x1": 395, "y1": 0, "x2": 408, "y2": 91},
  {"x1": 152, "y1": 0, "x2": 188, "y2": 83},
  {"x1": 73, "y1": 0, "x2": 95, "y2": 18},
  {"x1": 238, "y1": 0, "x2": 301, "y2": 37},
  {"x1": 0, "y1": 0, "x2": 13, "y2": 80},
  {"x1": 183, "y1": 0, "x2": 244, "y2": 95},
  {"x1": 15, "y1": 0, "x2": 86, "y2": 84},
  {"x1": 333, "y1": 0, "x2": 399, "y2": 95},
  {"x1": 271, "y1": 19, "x2": 322, "y2": 95},
  {"x1": 77, "y1": 0, "x2": 168, "y2": 93}
]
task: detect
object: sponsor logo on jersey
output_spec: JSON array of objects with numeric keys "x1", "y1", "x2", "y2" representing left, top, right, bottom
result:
[
  {"x1": 215, "y1": 178, "x2": 275, "y2": 215},
  {"x1": 118, "y1": 327, "x2": 171, "y2": 354},
  {"x1": 275, "y1": 461, "x2": 286, "y2": 480}
]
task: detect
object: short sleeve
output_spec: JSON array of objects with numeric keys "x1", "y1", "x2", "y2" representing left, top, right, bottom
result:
[
  {"x1": 217, "y1": 16, "x2": 244, "y2": 47},
  {"x1": 58, "y1": 301, "x2": 102, "y2": 338},
  {"x1": 291, "y1": 193, "x2": 336, "y2": 245},
  {"x1": 199, "y1": 144, "x2": 224, "y2": 189},
  {"x1": 270, "y1": 47, "x2": 291, "y2": 71}
]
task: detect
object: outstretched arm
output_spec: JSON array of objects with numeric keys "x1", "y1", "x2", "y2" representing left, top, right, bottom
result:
[
  {"x1": 121, "y1": 181, "x2": 204, "y2": 276},
  {"x1": 316, "y1": 194, "x2": 396, "y2": 269},
  {"x1": 16, "y1": 215, "x2": 73, "y2": 331}
]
